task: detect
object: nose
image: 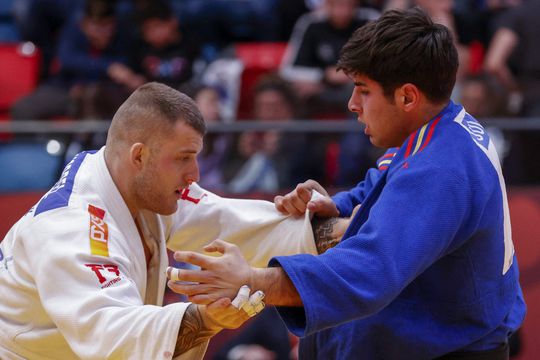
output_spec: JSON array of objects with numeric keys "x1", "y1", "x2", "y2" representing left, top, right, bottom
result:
[
  {"x1": 348, "y1": 91, "x2": 363, "y2": 119},
  {"x1": 185, "y1": 160, "x2": 200, "y2": 185}
]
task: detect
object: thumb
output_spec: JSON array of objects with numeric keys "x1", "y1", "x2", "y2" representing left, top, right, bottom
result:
[
  {"x1": 211, "y1": 297, "x2": 231, "y2": 309},
  {"x1": 307, "y1": 197, "x2": 339, "y2": 217}
]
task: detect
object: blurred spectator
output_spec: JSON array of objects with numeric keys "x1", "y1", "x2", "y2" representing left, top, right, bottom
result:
[
  {"x1": 335, "y1": 130, "x2": 379, "y2": 187},
  {"x1": 108, "y1": 0, "x2": 201, "y2": 92},
  {"x1": 225, "y1": 76, "x2": 324, "y2": 193},
  {"x1": 459, "y1": 74, "x2": 510, "y2": 162},
  {"x1": 484, "y1": 0, "x2": 540, "y2": 184},
  {"x1": 484, "y1": 0, "x2": 540, "y2": 116},
  {"x1": 13, "y1": 0, "x2": 84, "y2": 79},
  {"x1": 11, "y1": 0, "x2": 131, "y2": 121},
  {"x1": 280, "y1": 0, "x2": 379, "y2": 117},
  {"x1": 166, "y1": 0, "x2": 281, "y2": 50},
  {"x1": 459, "y1": 74, "x2": 506, "y2": 118},
  {"x1": 188, "y1": 84, "x2": 231, "y2": 191},
  {"x1": 275, "y1": 0, "x2": 310, "y2": 41}
]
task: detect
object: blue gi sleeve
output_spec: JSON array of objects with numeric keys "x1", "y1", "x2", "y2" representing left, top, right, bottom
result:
[{"x1": 270, "y1": 163, "x2": 470, "y2": 336}]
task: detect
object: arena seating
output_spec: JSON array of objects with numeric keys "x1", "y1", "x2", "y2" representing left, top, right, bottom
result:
[
  {"x1": 234, "y1": 42, "x2": 287, "y2": 119},
  {"x1": 0, "y1": 141, "x2": 61, "y2": 192},
  {"x1": 0, "y1": 42, "x2": 41, "y2": 116}
]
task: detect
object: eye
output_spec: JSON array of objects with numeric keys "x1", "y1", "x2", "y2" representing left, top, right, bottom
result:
[{"x1": 177, "y1": 155, "x2": 191, "y2": 162}]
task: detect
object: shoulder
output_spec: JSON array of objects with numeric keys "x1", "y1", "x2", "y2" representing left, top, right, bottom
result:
[
  {"x1": 25, "y1": 205, "x2": 90, "y2": 243},
  {"x1": 409, "y1": 111, "x2": 501, "y2": 189}
]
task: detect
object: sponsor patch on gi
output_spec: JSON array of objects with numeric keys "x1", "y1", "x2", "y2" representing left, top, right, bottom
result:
[
  {"x1": 88, "y1": 204, "x2": 109, "y2": 257},
  {"x1": 85, "y1": 263, "x2": 123, "y2": 289}
]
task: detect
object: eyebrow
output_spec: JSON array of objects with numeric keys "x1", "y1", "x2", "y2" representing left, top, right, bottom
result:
[
  {"x1": 177, "y1": 149, "x2": 199, "y2": 155},
  {"x1": 354, "y1": 81, "x2": 367, "y2": 87}
]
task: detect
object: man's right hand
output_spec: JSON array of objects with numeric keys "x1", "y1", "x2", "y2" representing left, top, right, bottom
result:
[
  {"x1": 274, "y1": 179, "x2": 339, "y2": 217},
  {"x1": 174, "y1": 296, "x2": 255, "y2": 357},
  {"x1": 198, "y1": 298, "x2": 250, "y2": 331}
]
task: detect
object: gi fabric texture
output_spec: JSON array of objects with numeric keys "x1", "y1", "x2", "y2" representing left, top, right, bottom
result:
[
  {"x1": 270, "y1": 101, "x2": 526, "y2": 359},
  {"x1": 0, "y1": 148, "x2": 316, "y2": 360}
]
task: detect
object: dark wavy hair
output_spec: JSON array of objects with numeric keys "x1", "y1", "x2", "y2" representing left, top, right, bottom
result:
[{"x1": 337, "y1": 7, "x2": 458, "y2": 103}]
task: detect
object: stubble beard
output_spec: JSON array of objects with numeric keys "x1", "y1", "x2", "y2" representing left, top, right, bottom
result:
[{"x1": 134, "y1": 168, "x2": 176, "y2": 215}]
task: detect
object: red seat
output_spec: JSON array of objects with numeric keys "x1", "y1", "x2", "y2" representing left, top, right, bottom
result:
[
  {"x1": 234, "y1": 42, "x2": 287, "y2": 120},
  {"x1": 0, "y1": 42, "x2": 41, "y2": 114}
]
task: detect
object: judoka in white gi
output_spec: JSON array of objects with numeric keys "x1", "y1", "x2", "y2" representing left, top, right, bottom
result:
[{"x1": 0, "y1": 83, "x2": 338, "y2": 359}]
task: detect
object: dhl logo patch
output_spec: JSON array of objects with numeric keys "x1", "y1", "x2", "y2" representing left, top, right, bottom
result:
[{"x1": 88, "y1": 204, "x2": 109, "y2": 257}]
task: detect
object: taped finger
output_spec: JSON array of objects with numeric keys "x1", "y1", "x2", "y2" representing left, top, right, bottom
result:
[
  {"x1": 231, "y1": 285, "x2": 250, "y2": 309},
  {"x1": 242, "y1": 290, "x2": 266, "y2": 317},
  {"x1": 242, "y1": 300, "x2": 265, "y2": 317},
  {"x1": 248, "y1": 290, "x2": 265, "y2": 306},
  {"x1": 166, "y1": 266, "x2": 180, "y2": 282}
]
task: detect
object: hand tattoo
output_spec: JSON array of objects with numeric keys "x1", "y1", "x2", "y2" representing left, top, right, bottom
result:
[
  {"x1": 312, "y1": 216, "x2": 340, "y2": 254},
  {"x1": 174, "y1": 304, "x2": 219, "y2": 356}
]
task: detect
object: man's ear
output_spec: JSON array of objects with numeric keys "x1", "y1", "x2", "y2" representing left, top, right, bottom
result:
[
  {"x1": 395, "y1": 83, "x2": 420, "y2": 112},
  {"x1": 129, "y1": 143, "x2": 145, "y2": 170}
]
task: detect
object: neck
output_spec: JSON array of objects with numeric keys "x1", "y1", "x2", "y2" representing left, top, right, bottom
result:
[
  {"x1": 409, "y1": 100, "x2": 449, "y2": 133},
  {"x1": 104, "y1": 147, "x2": 139, "y2": 219}
]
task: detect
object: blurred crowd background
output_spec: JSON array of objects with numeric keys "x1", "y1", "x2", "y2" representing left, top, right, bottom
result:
[
  {"x1": 1, "y1": 0, "x2": 539, "y2": 359},
  {"x1": 0, "y1": 0, "x2": 539, "y2": 194}
]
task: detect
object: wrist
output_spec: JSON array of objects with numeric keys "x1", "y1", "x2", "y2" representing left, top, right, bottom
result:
[
  {"x1": 249, "y1": 267, "x2": 261, "y2": 292},
  {"x1": 196, "y1": 304, "x2": 223, "y2": 333}
]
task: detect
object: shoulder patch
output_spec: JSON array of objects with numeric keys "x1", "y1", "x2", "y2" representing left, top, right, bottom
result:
[
  {"x1": 34, "y1": 151, "x2": 95, "y2": 216},
  {"x1": 88, "y1": 204, "x2": 109, "y2": 257}
]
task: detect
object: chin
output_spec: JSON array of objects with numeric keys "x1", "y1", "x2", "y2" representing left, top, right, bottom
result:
[
  {"x1": 160, "y1": 206, "x2": 178, "y2": 216},
  {"x1": 369, "y1": 137, "x2": 384, "y2": 148},
  {"x1": 153, "y1": 202, "x2": 178, "y2": 216}
]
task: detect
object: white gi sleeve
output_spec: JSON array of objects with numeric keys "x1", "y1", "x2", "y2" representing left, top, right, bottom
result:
[
  {"x1": 167, "y1": 183, "x2": 317, "y2": 267},
  {"x1": 24, "y1": 210, "x2": 201, "y2": 360}
]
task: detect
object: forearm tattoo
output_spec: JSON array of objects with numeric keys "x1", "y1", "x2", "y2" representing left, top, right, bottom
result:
[
  {"x1": 174, "y1": 304, "x2": 218, "y2": 356},
  {"x1": 312, "y1": 216, "x2": 340, "y2": 254}
]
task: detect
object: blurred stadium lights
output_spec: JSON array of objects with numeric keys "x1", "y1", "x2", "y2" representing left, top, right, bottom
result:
[{"x1": 45, "y1": 139, "x2": 63, "y2": 155}]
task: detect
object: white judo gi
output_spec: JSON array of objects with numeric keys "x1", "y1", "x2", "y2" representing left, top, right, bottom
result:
[{"x1": 0, "y1": 148, "x2": 316, "y2": 360}]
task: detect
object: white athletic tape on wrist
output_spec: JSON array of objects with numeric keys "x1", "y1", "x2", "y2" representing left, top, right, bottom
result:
[{"x1": 231, "y1": 285, "x2": 251, "y2": 309}]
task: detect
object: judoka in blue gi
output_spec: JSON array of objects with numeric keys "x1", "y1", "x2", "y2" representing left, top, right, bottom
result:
[{"x1": 168, "y1": 7, "x2": 526, "y2": 360}]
